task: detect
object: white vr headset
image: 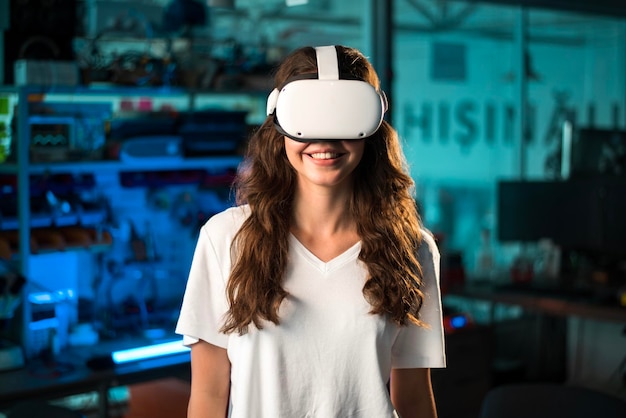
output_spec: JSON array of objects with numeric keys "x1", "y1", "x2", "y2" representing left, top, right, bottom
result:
[{"x1": 266, "y1": 45, "x2": 387, "y2": 142}]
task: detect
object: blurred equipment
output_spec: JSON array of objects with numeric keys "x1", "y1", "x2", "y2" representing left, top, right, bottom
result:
[
  {"x1": 207, "y1": 0, "x2": 233, "y2": 7},
  {"x1": 0, "y1": 261, "x2": 26, "y2": 371},
  {"x1": 442, "y1": 309, "x2": 473, "y2": 334},
  {"x1": 0, "y1": 263, "x2": 25, "y2": 318},
  {"x1": 86, "y1": 0, "x2": 164, "y2": 38},
  {"x1": 109, "y1": 110, "x2": 248, "y2": 159},
  {"x1": 120, "y1": 136, "x2": 183, "y2": 163},
  {"x1": 26, "y1": 288, "x2": 77, "y2": 358},
  {"x1": 571, "y1": 128, "x2": 626, "y2": 178},
  {"x1": 497, "y1": 178, "x2": 626, "y2": 302},
  {"x1": 3, "y1": 0, "x2": 77, "y2": 85},
  {"x1": 497, "y1": 179, "x2": 626, "y2": 254},
  {"x1": 162, "y1": 0, "x2": 207, "y2": 33},
  {"x1": 0, "y1": 339, "x2": 24, "y2": 371},
  {"x1": 13, "y1": 60, "x2": 79, "y2": 86},
  {"x1": 179, "y1": 110, "x2": 248, "y2": 156},
  {"x1": 27, "y1": 102, "x2": 112, "y2": 162}
]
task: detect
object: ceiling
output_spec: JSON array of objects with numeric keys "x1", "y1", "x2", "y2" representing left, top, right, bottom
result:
[
  {"x1": 473, "y1": 0, "x2": 626, "y2": 18},
  {"x1": 217, "y1": 0, "x2": 624, "y2": 49}
]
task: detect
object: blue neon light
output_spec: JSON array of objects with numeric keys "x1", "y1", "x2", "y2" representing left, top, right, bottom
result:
[
  {"x1": 450, "y1": 315, "x2": 468, "y2": 329},
  {"x1": 111, "y1": 340, "x2": 189, "y2": 364}
]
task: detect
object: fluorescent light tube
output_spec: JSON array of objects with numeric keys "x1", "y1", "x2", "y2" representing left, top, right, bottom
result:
[{"x1": 111, "y1": 340, "x2": 189, "y2": 365}]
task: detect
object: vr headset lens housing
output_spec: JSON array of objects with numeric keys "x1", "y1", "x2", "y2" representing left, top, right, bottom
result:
[{"x1": 266, "y1": 46, "x2": 387, "y2": 142}]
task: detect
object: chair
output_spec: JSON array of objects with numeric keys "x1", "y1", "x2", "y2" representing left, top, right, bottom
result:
[
  {"x1": 478, "y1": 383, "x2": 626, "y2": 418},
  {"x1": 5, "y1": 401, "x2": 85, "y2": 418}
]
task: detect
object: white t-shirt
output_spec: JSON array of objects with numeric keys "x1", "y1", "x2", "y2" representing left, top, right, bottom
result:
[{"x1": 176, "y1": 205, "x2": 446, "y2": 418}]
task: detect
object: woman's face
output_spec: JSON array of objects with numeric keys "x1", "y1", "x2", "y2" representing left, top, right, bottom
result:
[{"x1": 284, "y1": 137, "x2": 365, "y2": 191}]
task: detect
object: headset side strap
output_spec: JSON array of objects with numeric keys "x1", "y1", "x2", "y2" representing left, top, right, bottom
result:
[{"x1": 266, "y1": 88, "x2": 279, "y2": 115}]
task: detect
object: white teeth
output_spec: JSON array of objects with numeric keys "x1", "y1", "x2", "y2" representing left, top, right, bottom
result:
[{"x1": 310, "y1": 152, "x2": 339, "y2": 159}]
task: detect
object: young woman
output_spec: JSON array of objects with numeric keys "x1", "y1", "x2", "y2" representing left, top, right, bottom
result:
[{"x1": 176, "y1": 45, "x2": 446, "y2": 418}]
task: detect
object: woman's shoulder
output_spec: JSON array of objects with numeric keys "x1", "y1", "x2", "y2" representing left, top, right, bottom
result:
[
  {"x1": 201, "y1": 204, "x2": 251, "y2": 238},
  {"x1": 418, "y1": 227, "x2": 440, "y2": 262}
]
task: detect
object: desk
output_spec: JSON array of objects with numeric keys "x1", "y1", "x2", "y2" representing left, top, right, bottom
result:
[
  {"x1": 0, "y1": 339, "x2": 190, "y2": 418},
  {"x1": 447, "y1": 284, "x2": 626, "y2": 324},
  {"x1": 445, "y1": 283, "x2": 626, "y2": 385}
]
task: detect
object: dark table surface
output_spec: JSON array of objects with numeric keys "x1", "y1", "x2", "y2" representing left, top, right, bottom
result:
[
  {"x1": 0, "y1": 336, "x2": 190, "y2": 413},
  {"x1": 446, "y1": 282, "x2": 626, "y2": 323}
]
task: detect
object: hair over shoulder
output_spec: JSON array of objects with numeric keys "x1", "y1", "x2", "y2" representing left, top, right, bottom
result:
[{"x1": 220, "y1": 45, "x2": 426, "y2": 335}]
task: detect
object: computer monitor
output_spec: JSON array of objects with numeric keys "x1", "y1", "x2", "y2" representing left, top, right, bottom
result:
[{"x1": 497, "y1": 180, "x2": 604, "y2": 251}]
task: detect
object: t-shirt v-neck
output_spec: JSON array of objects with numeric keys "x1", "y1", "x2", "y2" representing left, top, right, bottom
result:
[
  {"x1": 289, "y1": 233, "x2": 361, "y2": 274},
  {"x1": 176, "y1": 205, "x2": 446, "y2": 418}
]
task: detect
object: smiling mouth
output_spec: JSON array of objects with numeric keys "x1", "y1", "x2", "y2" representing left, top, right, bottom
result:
[{"x1": 308, "y1": 152, "x2": 342, "y2": 160}]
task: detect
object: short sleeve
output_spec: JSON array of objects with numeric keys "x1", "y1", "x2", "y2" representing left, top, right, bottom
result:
[
  {"x1": 391, "y1": 230, "x2": 446, "y2": 369},
  {"x1": 175, "y1": 222, "x2": 230, "y2": 348}
]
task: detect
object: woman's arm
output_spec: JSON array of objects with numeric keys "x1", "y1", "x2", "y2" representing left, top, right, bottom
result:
[
  {"x1": 390, "y1": 368, "x2": 437, "y2": 418},
  {"x1": 188, "y1": 340, "x2": 231, "y2": 418}
]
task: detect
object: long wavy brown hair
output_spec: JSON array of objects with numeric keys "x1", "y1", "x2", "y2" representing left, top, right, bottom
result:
[{"x1": 220, "y1": 45, "x2": 426, "y2": 335}]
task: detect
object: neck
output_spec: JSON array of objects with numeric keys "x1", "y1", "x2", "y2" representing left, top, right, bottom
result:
[
  {"x1": 291, "y1": 184, "x2": 355, "y2": 238},
  {"x1": 290, "y1": 181, "x2": 361, "y2": 262}
]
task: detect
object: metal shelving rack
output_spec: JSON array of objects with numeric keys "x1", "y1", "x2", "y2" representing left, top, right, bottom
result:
[{"x1": 0, "y1": 85, "x2": 263, "y2": 358}]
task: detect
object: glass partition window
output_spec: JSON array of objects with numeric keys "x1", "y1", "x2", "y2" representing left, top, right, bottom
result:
[
  {"x1": 395, "y1": 2, "x2": 520, "y2": 184},
  {"x1": 526, "y1": 10, "x2": 626, "y2": 180},
  {"x1": 393, "y1": 1, "x2": 626, "y2": 281},
  {"x1": 394, "y1": 1, "x2": 520, "y2": 278}
]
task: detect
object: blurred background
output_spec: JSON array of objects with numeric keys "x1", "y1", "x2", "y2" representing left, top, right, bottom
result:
[{"x1": 0, "y1": 1, "x2": 625, "y2": 417}]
